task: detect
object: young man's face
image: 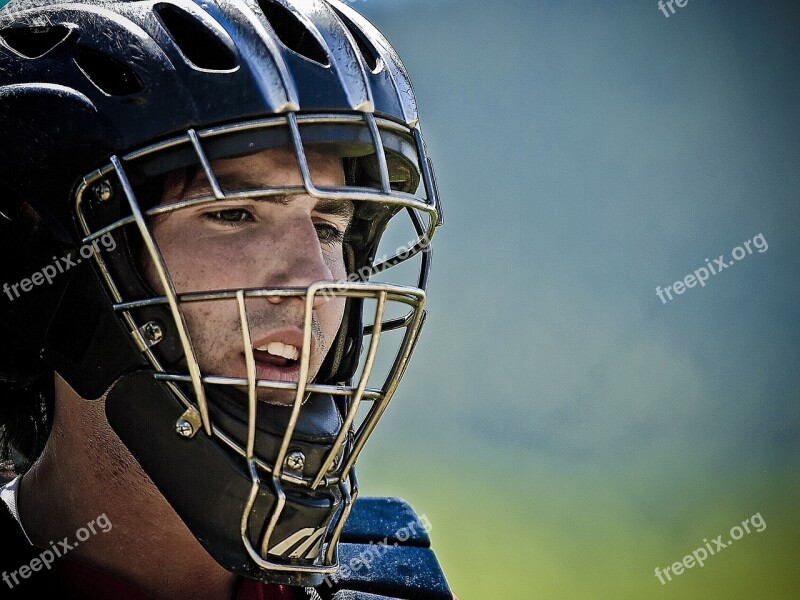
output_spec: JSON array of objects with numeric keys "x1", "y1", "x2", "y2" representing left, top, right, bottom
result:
[{"x1": 146, "y1": 146, "x2": 353, "y2": 404}]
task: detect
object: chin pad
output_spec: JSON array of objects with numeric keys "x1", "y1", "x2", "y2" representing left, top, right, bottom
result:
[
  {"x1": 105, "y1": 370, "x2": 344, "y2": 587},
  {"x1": 202, "y1": 383, "x2": 349, "y2": 479}
]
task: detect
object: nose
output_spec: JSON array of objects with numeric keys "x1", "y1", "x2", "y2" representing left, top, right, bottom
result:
[{"x1": 261, "y1": 212, "x2": 335, "y2": 309}]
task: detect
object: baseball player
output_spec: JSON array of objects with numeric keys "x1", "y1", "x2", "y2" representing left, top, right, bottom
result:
[{"x1": 0, "y1": 0, "x2": 453, "y2": 598}]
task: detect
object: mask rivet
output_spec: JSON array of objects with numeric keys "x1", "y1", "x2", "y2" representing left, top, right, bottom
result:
[
  {"x1": 175, "y1": 407, "x2": 202, "y2": 439},
  {"x1": 285, "y1": 451, "x2": 305, "y2": 472},
  {"x1": 93, "y1": 180, "x2": 113, "y2": 202},
  {"x1": 142, "y1": 321, "x2": 163, "y2": 345},
  {"x1": 175, "y1": 419, "x2": 195, "y2": 438}
]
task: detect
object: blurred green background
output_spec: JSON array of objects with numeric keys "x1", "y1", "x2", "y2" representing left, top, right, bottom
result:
[{"x1": 352, "y1": 1, "x2": 799, "y2": 598}]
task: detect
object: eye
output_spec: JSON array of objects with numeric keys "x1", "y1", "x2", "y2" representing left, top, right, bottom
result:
[
  {"x1": 315, "y1": 221, "x2": 345, "y2": 245},
  {"x1": 202, "y1": 208, "x2": 255, "y2": 226}
]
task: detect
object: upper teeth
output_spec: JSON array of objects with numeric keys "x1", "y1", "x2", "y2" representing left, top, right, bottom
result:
[{"x1": 256, "y1": 342, "x2": 300, "y2": 361}]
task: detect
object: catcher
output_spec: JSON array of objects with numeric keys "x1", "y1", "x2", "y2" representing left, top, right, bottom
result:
[{"x1": 0, "y1": 1, "x2": 452, "y2": 598}]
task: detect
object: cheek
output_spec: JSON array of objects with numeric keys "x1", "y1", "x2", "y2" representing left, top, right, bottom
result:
[
  {"x1": 319, "y1": 297, "x2": 347, "y2": 340},
  {"x1": 148, "y1": 224, "x2": 239, "y2": 293},
  {"x1": 321, "y1": 253, "x2": 347, "y2": 327},
  {"x1": 324, "y1": 247, "x2": 348, "y2": 280},
  {"x1": 181, "y1": 301, "x2": 229, "y2": 345},
  {"x1": 145, "y1": 219, "x2": 191, "y2": 292},
  {"x1": 318, "y1": 248, "x2": 348, "y2": 337}
]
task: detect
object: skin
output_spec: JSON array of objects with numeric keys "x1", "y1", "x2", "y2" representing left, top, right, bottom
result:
[
  {"x1": 17, "y1": 147, "x2": 353, "y2": 599},
  {"x1": 147, "y1": 146, "x2": 352, "y2": 403}
]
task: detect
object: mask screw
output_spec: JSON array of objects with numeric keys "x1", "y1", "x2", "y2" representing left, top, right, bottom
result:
[
  {"x1": 175, "y1": 407, "x2": 201, "y2": 439},
  {"x1": 175, "y1": 419, "x2": 195, "y2": 438},
  {"x1": 93, "y1": 181, "x2": 113, "y2": 203},
  {"x1": 285, "y1": 451, "x2": 305, "y2": 472},
  {"x1": 141, "y1": 321, "x2": 163, "y2": 346}
]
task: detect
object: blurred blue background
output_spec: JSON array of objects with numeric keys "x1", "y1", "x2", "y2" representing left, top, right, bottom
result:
[{"x1": 352, "y1": 1, "x2": 799, "y2": 598}]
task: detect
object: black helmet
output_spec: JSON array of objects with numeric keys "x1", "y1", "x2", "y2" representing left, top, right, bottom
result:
[{"x1": 0, "y1": 0, "x2": 441, "y2": 587}]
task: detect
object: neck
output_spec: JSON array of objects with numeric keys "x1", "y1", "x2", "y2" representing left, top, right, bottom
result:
[{"x1": 18, "y1": 374, "x2": 238, "y2": 600}]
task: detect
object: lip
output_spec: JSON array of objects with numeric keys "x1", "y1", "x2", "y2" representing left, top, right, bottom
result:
[{"x1": 252, "y1": 359, "x2": 302, "y2": 385}]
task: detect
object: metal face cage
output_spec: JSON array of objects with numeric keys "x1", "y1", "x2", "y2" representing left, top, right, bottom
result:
[{"x1": 72, "y1": 111, "x2": 441, "y2": 577}]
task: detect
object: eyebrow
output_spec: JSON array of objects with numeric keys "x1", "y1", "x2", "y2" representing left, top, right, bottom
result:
[
  {"x1": 188, "y1": 174, "x2": 355, "y2": 221},
  {"x1": 313, "y1": 198, "x2": 355, "y2": 221}
]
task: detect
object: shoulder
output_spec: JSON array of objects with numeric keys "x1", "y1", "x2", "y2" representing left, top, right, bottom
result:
[{"x1": 316, "y1": 496, "x2": 454, "y2": 600}]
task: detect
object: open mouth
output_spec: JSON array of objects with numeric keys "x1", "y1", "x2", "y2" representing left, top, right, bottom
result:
[
  {"x1": 254, "y1": 341, "x2": 300, "y2": 367},
  {"x1": 249, "y1": 341, "x2": 303, "y2": 386}
]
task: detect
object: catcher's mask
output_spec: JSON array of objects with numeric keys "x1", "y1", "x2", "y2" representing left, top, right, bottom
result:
[{"x1": 0, "y1": 0, "x2": 442, "y2": 587}]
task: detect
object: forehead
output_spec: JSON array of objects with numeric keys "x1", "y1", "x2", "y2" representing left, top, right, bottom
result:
[
  {"x1": 160, "y1": 146, "x2": 351, "y2": 216},
  {"x1": 197, "y1": 146, "x2": 344, "y2": 189}
]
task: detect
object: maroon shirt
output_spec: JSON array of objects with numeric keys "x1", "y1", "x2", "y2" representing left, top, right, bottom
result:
[{"x1": 51, "y1": 557, "x2": 299, "y2": 600}]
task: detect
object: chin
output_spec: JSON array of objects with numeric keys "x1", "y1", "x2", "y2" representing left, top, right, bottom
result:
[{"x1": 255, "y1": 388, "x2": 306, "y2": 406}]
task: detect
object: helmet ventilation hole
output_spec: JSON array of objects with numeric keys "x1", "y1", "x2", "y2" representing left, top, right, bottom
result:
[
  {"x1": 256, "y1": 0, "x2": 329, "y2": 66},
  {"x1": 73, "y1": 47, "x2": 145, "y2": 96},
  {"x1": 329, "y1": 7, "x2": 379, "y2": 73},
  {"x1": 0, "y1": 25, "x2": 70, "y2": 59},
  {"x1": 155, "y1": 4, "x2": 238, "y2": 71}
]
